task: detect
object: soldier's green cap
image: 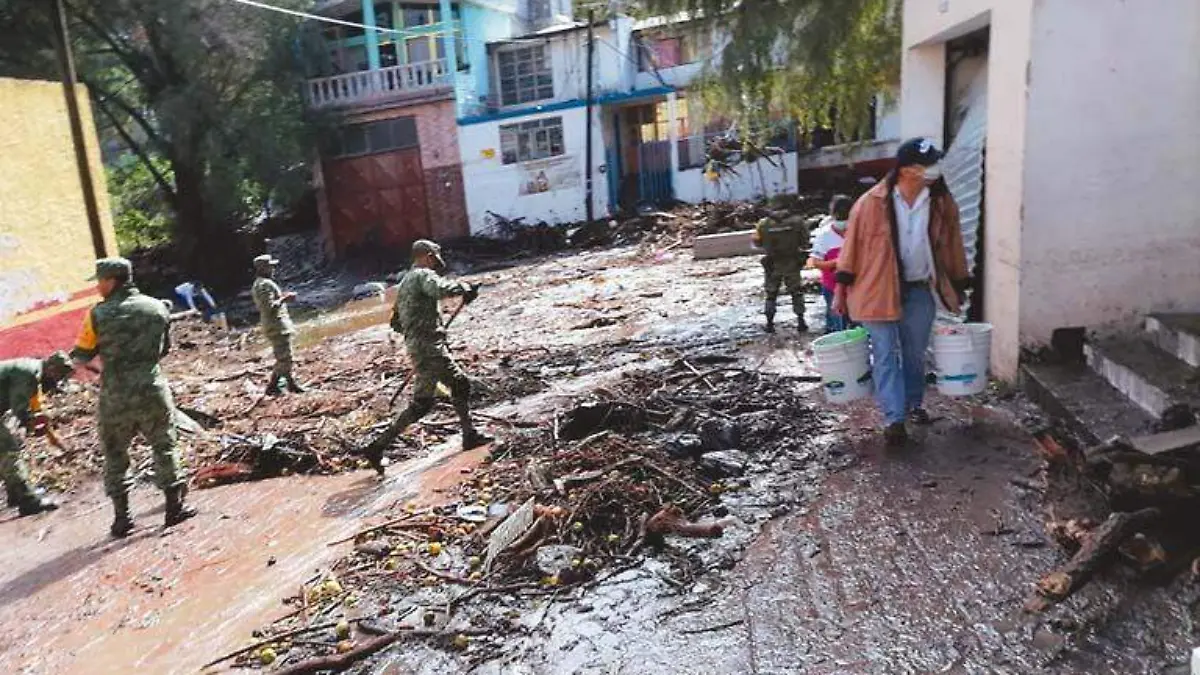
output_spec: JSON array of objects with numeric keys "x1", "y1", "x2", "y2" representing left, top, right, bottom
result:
[
  {"x1": 88, "y1": 257, "x2": 132, "y2": 281},
  {"x1": 42, "y1": 351, "x2": 71, "y2": 373},
  {"x1": 253, "y1": 254, "x2": 280, "y2": 267},
  {"x1": 412, "y1": 239, "x2": 442, "y2": 257}
]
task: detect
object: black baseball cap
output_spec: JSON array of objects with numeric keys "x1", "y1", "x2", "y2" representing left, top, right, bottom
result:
[{"x1": 896, "y1": 137, "x2": 943, "y2": 168}]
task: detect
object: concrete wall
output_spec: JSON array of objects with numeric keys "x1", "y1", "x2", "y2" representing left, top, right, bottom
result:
[
  {"x1": 458, "y1": 105, "x2": 609, "y2": 234},
  {"x1": 0, "y1": 78, "x2": 117, "y2": 359},
  {"x1": 1018, "y1": 0, "x2": 1200, "y2": 342},
  {"x1": 675, "y1": 153, "x2": 799, "y2": 204},
  {"x1": 874, "y1": 94, "x2": 902, "y2": 142},
  {"x1": 461, "y1": 3, "x2": 523, "y2": 115},
  {"x1": 901, "y1": 0, "x2": 1033, "y2": 379}
]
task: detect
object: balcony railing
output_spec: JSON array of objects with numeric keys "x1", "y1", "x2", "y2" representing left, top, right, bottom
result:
[{"x1": 307, "y1": 60, "x2": 451, "y2": 109}]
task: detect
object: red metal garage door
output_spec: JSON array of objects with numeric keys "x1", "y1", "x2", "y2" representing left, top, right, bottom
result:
[{"x1": 323, "y1": 122, "x2": 430, "y2": 255}]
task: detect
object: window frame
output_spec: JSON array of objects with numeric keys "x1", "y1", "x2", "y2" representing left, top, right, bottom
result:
[
  {"x1": 496, "y1": 45, "x2": 554, "y2": 106},
  {"x1": 636, "y1": 27, "x2": 711, "y2": 72},
  {"x1": 499, "y1": 116, "x2": 565, "y2": 165},
  {"x1": 326, "y1": 116, "x2": 420, "y2": 160}
]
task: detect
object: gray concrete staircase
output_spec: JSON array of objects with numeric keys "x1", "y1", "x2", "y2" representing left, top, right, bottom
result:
[{"x1": 1022, "y1": 312, "x2": 1200, "y2": 446}]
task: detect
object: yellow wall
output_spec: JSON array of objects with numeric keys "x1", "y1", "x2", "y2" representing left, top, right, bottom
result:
[{"x1": 0, "y1": 77, "x2": 117, "y2": 326}]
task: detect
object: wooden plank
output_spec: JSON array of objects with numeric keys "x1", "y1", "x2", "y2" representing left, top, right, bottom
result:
[
  {"x1": 1129, "y1": 425, "x2": 1200, "y2": 456},
  {"x1": 484, "y1": 497, "x2": 535, "y2": 571},
  {"x1": 692, "y1": 229, "x2": 757, "y2": 260}
]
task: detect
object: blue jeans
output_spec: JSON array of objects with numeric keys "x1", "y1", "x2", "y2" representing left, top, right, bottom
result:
[
  {"x1": 862, "y1": 285, "x2": 936, "y2": 425},
  {"x1": 175, "y1": 292, "x2": 217, "y2": 320},
  {"x1": 820, "y1": 287, "x2": 847, "y2": 333}
]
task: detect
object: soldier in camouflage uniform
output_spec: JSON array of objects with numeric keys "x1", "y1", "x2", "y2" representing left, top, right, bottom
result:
[
  {"x1": 0, "y1": 352, "x2": 72, "y2": 516},
  {"x1": 71, "y1": 257, "x2": 196, "y2": 538},
  {"x1": 251, "y1": 254, "x2": 305, "y2": 395},
  {"x1": 752, "y1": 213, "x2": 810, "y2": 333},
  {"x1": 360, "y1": 240, "x2": 492, "y2": 474}
]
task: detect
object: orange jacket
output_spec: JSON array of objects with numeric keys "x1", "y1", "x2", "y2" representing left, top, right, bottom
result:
[{"x1": 835, "y1": 177, "x2": 970, "y2": 322}]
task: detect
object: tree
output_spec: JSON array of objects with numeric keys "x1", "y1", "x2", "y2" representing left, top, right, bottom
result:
[
  {"x1": 0, "y1": 0, "x2": 322, "y2": 286},
  {"x1": 640, "y1": 0, "x2": 900, "y2": 143}
]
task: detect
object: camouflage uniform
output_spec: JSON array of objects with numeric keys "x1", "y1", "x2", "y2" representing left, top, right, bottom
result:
[
  {"x1": 0, "y1": 358, "x2": 64, "y2": 513},
  {"x1": 753, "y1": 215, "x2": 809, "y2": 332},
  {"x1": 72, "y1": 257, "x2": 194, "y2": 536},
  {"x1": 251, "y1": 255, "x2": 300, "y2": 394},
  {"x1": 362, "y1": 240, "x2": 490, "y2": 472}
]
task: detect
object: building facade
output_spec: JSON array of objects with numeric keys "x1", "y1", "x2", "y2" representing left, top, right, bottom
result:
[
  {"x1": 308, "y1": 0, "x2": 494, "y2": 257},
  {"x1": 455, "y1": 14, "x2": 900, "y2": 235},
  {"x1": 0, "y1": 78, "x2": 117, "y2": 360},
  {"x1": 308, "y1": 1, "x2": 901, "y2": 247},
  {"x1": 901, "y1": 0, "x2": 1200, "y2": 379}
]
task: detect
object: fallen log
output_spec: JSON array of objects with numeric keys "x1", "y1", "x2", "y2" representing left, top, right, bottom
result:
[{"x1": 1026, "y1": 507, "x2": 1162, "y2": 612}]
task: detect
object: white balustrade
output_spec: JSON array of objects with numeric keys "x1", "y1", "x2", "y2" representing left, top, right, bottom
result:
[{"x1": 306, "y1": 60, "x2": 450, "y2": 108}]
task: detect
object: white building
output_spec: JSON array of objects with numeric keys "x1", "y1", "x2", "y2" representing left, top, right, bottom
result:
[
  {"x1": 901, "y1": 0, "x2": 1200, "y2": 379},
  {"x1": 457, "y1": 14, "x2": 901, "y2": 235}
]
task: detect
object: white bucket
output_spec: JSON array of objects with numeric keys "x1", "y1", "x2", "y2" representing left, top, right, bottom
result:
[
  {"x1": 932, "y1": 323, "x2": 993, "y2": 396},
  {"x1": 812, "y1": 328, "x2": 873, "y2": 404}
]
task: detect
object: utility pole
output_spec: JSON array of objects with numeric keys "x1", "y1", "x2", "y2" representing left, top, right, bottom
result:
[
  {"x1": 51, "y1": 0, "x2": 108, "y2": 259},
  {"x1": 584, "y1": 9, "x2": 595, "y2": 223}
]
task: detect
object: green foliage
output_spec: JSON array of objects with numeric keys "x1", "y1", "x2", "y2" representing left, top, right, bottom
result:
[
  {"x1": 0, "y1": 0, "x2": 323, "y2": 275},
  {"x1": 645, "y1": 0, "x2": 901, "y2": 143},
  {"x1": 107, "y1": 155, "x2": 173, "y2": 252}
]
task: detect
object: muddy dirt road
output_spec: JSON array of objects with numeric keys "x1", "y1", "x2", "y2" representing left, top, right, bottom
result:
[{"x1": 0, "y1": 243, "x2": 1194, "y2": 674}]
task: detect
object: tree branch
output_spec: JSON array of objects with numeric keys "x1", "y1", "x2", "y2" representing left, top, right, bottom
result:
[
  {"x1": 66, "y1": 1, "x2": 154, "y2": 84},
  {"x1": 78, "y1": 73, "x2": 165, "y2": 150},
  {"x1": 92, "y1": 94, "x2": 178, "y2": 205}
]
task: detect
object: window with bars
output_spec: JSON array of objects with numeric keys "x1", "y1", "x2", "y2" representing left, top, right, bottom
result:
[
  {"x1": 497, "y1": 46, "x2": 554, "y2": 106},
  {"x1": 499, "y1": 117, "x2": 564, "y2": 164}
]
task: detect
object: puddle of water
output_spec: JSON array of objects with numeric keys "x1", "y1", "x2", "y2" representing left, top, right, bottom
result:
[{"x1": 293, "y1": 295, "x2": 394, "y2": 350}]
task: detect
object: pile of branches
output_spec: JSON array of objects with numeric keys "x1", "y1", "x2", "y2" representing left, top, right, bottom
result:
[
  {"x1": 1026, "y1": 430, "x2": 1200, "y2": 612},
  {"x1": 221, "y1": 361, "x2": 827, "y2": 672}
]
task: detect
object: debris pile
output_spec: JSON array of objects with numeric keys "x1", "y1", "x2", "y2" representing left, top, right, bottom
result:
[
  {"x1": 1027, "y1": 430, "x2": 1200, "y2": 612},
  {"x1": 218, "y1": 361, "x2": 830, "y2": 671}
]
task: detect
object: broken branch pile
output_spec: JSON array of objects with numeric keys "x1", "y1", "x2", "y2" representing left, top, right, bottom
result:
[
  {"x1": 228, "y1": 361, "x2": 827, "y2": 671},
  {"x1": 1028, "y1": 431, "x2": 1200, "y2": 611}
]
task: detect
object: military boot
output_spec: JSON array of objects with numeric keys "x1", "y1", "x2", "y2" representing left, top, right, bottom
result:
[
  {"x1": 358, "y1": 433, "x2": 394, "y2": 476},
  {"x1": 4, "y1": 484, "x2": 18, "y2": 508},
  {"x1": 796, "y1": 318, "x2": 809, "y2": 334},
  {"x1": 18, "y1": 493, "x2": 59, "y2": 517},
  {"x1": 164, "y1": 485, "x2": 198, "y2": 527},
  {"x1": 462, "y1": 427, "x2": 494, "y2": 451},
  {"x1": 284, "y1": 376, "x2": 307, "y2": 394},
  {"x1": 265, "y1": 377, "x2": 283, "y2": 396},
  {"x1": 110, "y1": 494, "x2": 135, "y2": 538}
]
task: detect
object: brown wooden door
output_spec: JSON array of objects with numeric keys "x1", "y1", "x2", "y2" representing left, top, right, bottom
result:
[{"x1": 324, "y1": 146, "x2": 430, "y2": 255}]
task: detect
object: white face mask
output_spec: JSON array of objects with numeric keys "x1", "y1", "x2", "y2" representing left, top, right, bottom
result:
[{"x1": 922, "y1": 163, "x2": 943, "y2": 183}]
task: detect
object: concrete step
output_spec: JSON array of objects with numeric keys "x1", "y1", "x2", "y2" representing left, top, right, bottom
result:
[
  {"x1": 1021, "y1": 363, "x2": 1157, "y2": 445},
  {"x1": 1084, "y1": 336, "x2": 1200, "y2": 419},
  {"x1": 1145, "y1": 312, "x2": 1200, "y2": 368}
]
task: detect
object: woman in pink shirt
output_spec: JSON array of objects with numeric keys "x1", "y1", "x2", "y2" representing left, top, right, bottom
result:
[{"x1": 808, "y1": 195, "x2": 854, "y2": 333}]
